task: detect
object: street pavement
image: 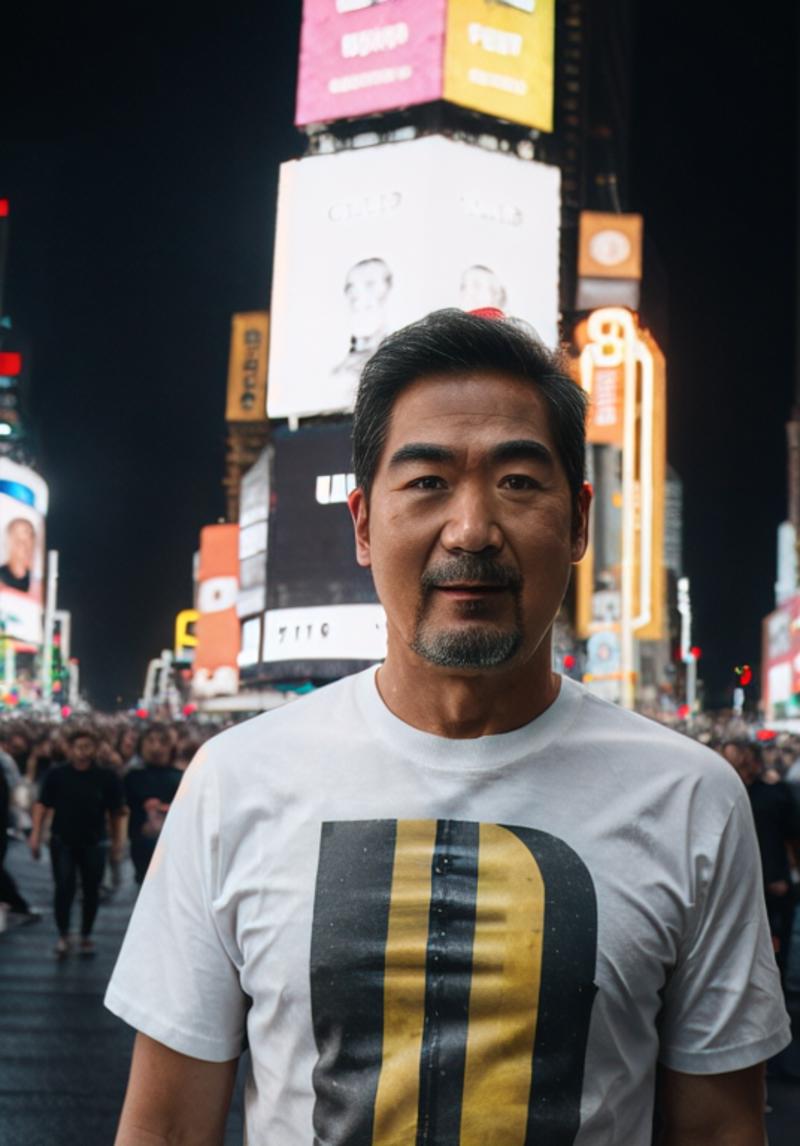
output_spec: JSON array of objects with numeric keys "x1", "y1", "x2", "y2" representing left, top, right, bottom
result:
[{"x1": 2, "y1": 835, "x2": 800, "y2": 1145}]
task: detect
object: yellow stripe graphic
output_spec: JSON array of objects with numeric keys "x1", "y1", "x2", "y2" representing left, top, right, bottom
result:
[
  {"x1": 372, "y1": 819, "x2": 437, "y2": 1146},
  {"x1": 460, "y1": 824, "x2": 545, "y2": 1145}
]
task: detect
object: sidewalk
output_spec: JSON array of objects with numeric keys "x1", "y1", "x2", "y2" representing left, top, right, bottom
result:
[
  {"x1": 2, "y1": 834, "x2": 800, "y2": 1144},
  {"x1": 0, "y1": 837, "x2": 245, "y2": 1146}
]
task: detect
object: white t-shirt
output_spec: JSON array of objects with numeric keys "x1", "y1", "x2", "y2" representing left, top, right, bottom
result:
[{"x1": 105, "y1": 670, "x2": 791, "y2": 1145}]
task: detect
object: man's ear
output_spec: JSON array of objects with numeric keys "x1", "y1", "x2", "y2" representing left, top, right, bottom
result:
[
  {"x1": 571, "y1": 481, "x2": 592, "y2": 563},
  {"x1": 347, "y1": 487, "x2": 372, "y2": 568}
]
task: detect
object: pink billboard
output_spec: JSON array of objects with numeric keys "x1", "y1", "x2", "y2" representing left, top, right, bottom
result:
[{"x1": 296, "y1": 0, "x2": 448, "y2": 126}]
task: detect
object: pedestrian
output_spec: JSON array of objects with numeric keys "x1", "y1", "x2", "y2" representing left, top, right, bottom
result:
[
  {"x1": 29, "y1": 724, "x2": 127, "y2": 957},
  {"x1": 722, "y1": 739, "x2": 800, "y2": 982},
  {"x1": 0, "y1": 762, "x2": 37, "y2": 922},
  {"x1": 123, "y1": 723, "x2": 183, "y2": 885},
  {"x1": 106, "y1": 309, "x2": 790, "y2": 1144}
]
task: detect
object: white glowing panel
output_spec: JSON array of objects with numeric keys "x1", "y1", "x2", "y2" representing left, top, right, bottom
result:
[
  {"x1": 268, "y1": 135, "x2": 560, "y2": 419},
  {"x1": 262, "y1": 604, "x2": 387, "y2": 662}
]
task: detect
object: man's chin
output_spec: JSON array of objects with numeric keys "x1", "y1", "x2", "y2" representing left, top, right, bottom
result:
[{"x1": 410, "y1": 625, "x2": 522, "y2": 671}]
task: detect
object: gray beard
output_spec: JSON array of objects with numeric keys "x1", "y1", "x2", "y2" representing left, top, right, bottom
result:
[{"x1": 411, "y1": 624, "x2": 522, "y2": 669}]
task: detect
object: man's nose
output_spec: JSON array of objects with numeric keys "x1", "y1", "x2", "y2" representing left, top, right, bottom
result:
[{"x1": 440, "y1": 482, "x2": 503, "y2": 553}]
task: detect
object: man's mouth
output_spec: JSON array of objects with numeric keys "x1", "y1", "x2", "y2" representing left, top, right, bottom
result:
[{"x1": 434, "y1": 584, "x2": 509, "y2": 597}]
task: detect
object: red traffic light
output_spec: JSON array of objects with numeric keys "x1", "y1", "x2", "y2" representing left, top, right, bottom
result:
[
  {"x1": 690, "y1": 646, "x2": 701, "y2": 660},
  {"x1": 563, "y1": 654, "x2": 576, "y2": 670},
  {"x1": 0, "y1": 200, "x2": 8, "y2": 218},
  {"x1": 0, "y1": 352, "x2": 22, "y2": 376},
  {"x1": 735, "y1": 663, "x2": 753, "y2": 687}
]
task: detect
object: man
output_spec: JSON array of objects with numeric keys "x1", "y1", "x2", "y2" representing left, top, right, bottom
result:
[
  {"x1": 30, "y1": 724, "x2": 127, "y2": 957},
  {"x1": 722, "y1": 739, "x2": 800, "y2": 982},
  {"x1": 332, "y1": 257, "x2": 393, "y2": 387},
  {"x1": 0, "y1": 517, "x2": 35, "y2": 592},
  {"x1": 123, "y1": 723, "x2": 183, "y2": 885},
  {"x1": 107, "y1": 310, "x2": 790, "y2": 1145}
]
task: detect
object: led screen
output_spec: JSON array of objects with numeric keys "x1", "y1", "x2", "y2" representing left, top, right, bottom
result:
[{"x1": 0, "y1": 459, "x2": 48, "y2": 646}]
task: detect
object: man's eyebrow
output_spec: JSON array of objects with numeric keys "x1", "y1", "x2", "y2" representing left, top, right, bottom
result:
[
  {"x1": 490, "y1": 439, "x2": 555, "y2": 466},
  {"x1": 387, "y1": 443, "x2": 457, "y2": 468}
]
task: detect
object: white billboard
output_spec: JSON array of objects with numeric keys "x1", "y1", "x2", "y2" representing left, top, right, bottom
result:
[
  {"x1": 0, "y1": 459, "x2": 48, "y2": 645},
  {"x1": 268, "y1": 135, "x2": 560, "y2": 419}
]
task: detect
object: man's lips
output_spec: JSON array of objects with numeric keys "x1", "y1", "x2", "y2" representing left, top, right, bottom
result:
[{"x1": 433, "y1": 584, "x2": 509, "y2": 596}]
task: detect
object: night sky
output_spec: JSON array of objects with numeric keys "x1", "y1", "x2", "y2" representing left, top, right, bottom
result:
[{"x1": 0, "y1": 7, "x2": 796, "y2": 710}]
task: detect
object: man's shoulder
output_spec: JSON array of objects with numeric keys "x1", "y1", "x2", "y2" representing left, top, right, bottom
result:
[
  {"x1": 567, "y1": 680, "x2": 740, "y2": 789},
  {"x1": 200, "y1": 671, "x2": 366, "y2": 764}
]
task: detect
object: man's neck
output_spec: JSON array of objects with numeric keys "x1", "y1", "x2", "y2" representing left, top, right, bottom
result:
[{"x1": 376, "y1": 644, "x2": 561, "y2": 739}]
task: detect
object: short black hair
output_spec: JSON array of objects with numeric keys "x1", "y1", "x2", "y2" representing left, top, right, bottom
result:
[{"x1": 352, "y1": 308, "x2": 587, "y2": 508}]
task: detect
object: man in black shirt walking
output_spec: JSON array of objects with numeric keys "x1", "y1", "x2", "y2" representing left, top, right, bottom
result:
[
  {"x1": 124, "y1": 723, "x2": 183, "y2": 885},
  {"x1": 29, "y1": 725, "x2": 127, "y2": 957}
]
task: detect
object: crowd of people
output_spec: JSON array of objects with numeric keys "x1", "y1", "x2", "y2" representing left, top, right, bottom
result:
[
  {"x1": 0, "y1": 713, "x2": 222, "y2": 954},
  {"x1": 1, "y1": 703, "x2": 800, "y2": 986}
]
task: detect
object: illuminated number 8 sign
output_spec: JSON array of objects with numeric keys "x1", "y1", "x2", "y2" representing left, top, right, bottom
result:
[{"x1": 310, "y1": 819, "x2": 598, "y2": 1145}]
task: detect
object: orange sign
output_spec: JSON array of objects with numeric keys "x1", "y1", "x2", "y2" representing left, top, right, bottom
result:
[
  {"x1": 225, "y1": 312, "x2": 269, "y2": 422},
  {"x1": 193, "y1": 524, "x2": 240, "y2": 697},
  {"x1": 578, "y1": 212, "x2": 643, "y2": 281}
]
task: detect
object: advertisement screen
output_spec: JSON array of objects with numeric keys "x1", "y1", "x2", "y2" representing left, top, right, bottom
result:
[
  {"x1": 0, "y1": 459, "x2": 48, "y2": 646},
  {"x1": 238, "y1": 447, "x2": 270, "y2": 619},
  {"x1": 225, "y1": 312, "x2": 269, "y2": 422},
  {"x1": 443, "y1": 0, "x2": 555, "y2": 131},
  {"x1": 268, "y1": 135, "x2": 560, "y2": 419},
  {"x1": 263, "y1": 423, "x2": 384, "y2": 680},
  {"x1": 296, "y1": 0, "x2": 447, "y2": 126},
  {"x1": 193, "y1": 524, "x2": 240, "y2": 698}
]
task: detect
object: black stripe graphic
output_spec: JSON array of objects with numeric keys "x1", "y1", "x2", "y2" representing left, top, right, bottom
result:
[
  {"x1": 310, "y1": 819, "x2": 397, "y2": 1146},
  {"x1": 417, "y1": 819, "x2": 480, "y2": 1146},
  {"x1": 507, "y1": 825, "x2": 598, "y2": 1146}
]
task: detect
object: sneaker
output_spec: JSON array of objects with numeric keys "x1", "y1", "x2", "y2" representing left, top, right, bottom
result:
[
  {"x1": 78, "y1": 937, "x2": 96, "y2": 957},
  {"x1": 54, "y1": 936, "x2": 70, "y2": 959}
]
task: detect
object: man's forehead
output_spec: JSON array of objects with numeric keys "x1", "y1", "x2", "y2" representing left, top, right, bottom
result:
[{"x1": 384, "y1": 371, "x2": 553, "y2": 441}]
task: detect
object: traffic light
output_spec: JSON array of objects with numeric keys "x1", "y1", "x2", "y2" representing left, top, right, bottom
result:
[{"x1": 734, "y1": 664, "x2": 752, "y2": 687}]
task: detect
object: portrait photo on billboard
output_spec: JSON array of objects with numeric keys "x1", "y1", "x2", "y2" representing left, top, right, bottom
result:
[
  {"x1": 268, "y1": 135, "x2": 560, "y2": 419},
  {"x1": 0, "y1": 460, "x2": 48, "y2": 645}
]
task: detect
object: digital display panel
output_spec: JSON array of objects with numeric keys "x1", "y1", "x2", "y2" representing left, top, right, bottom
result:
[
  {"x1": 268, "y1": 134, "x2": 560, "y2": 419},
  {"x1": 0, "y1": 459, "x2": 48, "y2": 646},
  {"x1": 262, "y1": 422, "x2": 384, "y2": 680},
  {"x1": 296, "y1": 0, "x2": 447, "y2": 126}
]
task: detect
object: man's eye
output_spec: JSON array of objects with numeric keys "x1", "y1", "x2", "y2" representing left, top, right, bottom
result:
[
  {"x1": 501, "y1": 474, "x2": 540, "y2": 490},
  {"x1": 409, "y1": 476, "x2": 446, "y2": 490}
]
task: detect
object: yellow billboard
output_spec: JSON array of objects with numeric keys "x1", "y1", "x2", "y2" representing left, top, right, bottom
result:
[
  {"x1": 443, "y1": 0, "x2": 555, "y2": 132},
  {"x1": 225, "y1": 312, "x2": 269, "y2": 422}
]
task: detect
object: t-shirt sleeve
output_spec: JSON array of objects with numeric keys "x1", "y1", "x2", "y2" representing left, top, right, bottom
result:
[
  {"x1": 658, "y1": 785, "x2": 792, "y2": 1074},
  {"x1": 38, "y1": 768, "x2": 56, "y2": 807},
  {"x1": 104, "y1": 748, "x2": 247, "y2": 1062},
  {"x1": 105, "y1": 772, "x2": 125, "y2": 813}
]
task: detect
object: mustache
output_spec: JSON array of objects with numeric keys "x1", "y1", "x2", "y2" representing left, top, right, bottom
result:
[{"x1": 421, "y1": 555, "x2": 522, "y2": 592}]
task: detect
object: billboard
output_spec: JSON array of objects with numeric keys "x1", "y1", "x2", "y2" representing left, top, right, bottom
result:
[
  {"x1": 225, "y1": 312, "x2": 269, "y2": 422},
  {"x1": 573, "y1": 310, "x2": 667, "y2": 704},
  {"x1": 295, "y1": 1, "x2": 555, "y2": 132},
  {"x1": 238, "y1": 447, "x2": 270, "y2": 619},
  {"x1": 193, "y1": 524, "x2": 240, "y2": 698},
  {"x1": 0, "y1": 459, "x2": 48, "y2": 646},
  {"x1": 268, "y1": 134, "x2": 560, "y2": 419},
  {"x1": 443, "y1": 0, "x2": 555, "y2": 131},
  {"x1": 262, "y1": 423, "x2": 384, "y2": 680},
  {"x1": 296, "y1": 0, "x2": 447, "y2": 126}
]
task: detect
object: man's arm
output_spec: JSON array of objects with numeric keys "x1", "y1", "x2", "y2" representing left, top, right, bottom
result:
[
  {"x1": 654, "y1": 1063, "x2": 765, "y2": 1145},
  {"x1": 109, "y1": 807, "x2": 129, "y2": 862},
  {"x1": 28, "y1": 801, "x2": 52, "y2": 860},
  {"x1": 114, "y1": 1032, "x2": 238, "y2": 1146}
]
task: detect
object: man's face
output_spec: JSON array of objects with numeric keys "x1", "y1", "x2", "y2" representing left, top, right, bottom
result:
[
  {"x1": 349, "y1": 371, "x2": 589, "y2": 675},
  {"x1": 344, "y1": 262, "x2": 390, "y2": 338},
  {"x1": 722, "y1": 743, "x2": 759, "y2": 786},
  {"x1": 141, "y1": 731, "x2": 172, "y2": 766},
  {"x1": 68, "y1": 735, "x2": 96, "y2": 768},
  {"x1": 7, "y1": 521, "x2": 34, "y2": 572}
]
